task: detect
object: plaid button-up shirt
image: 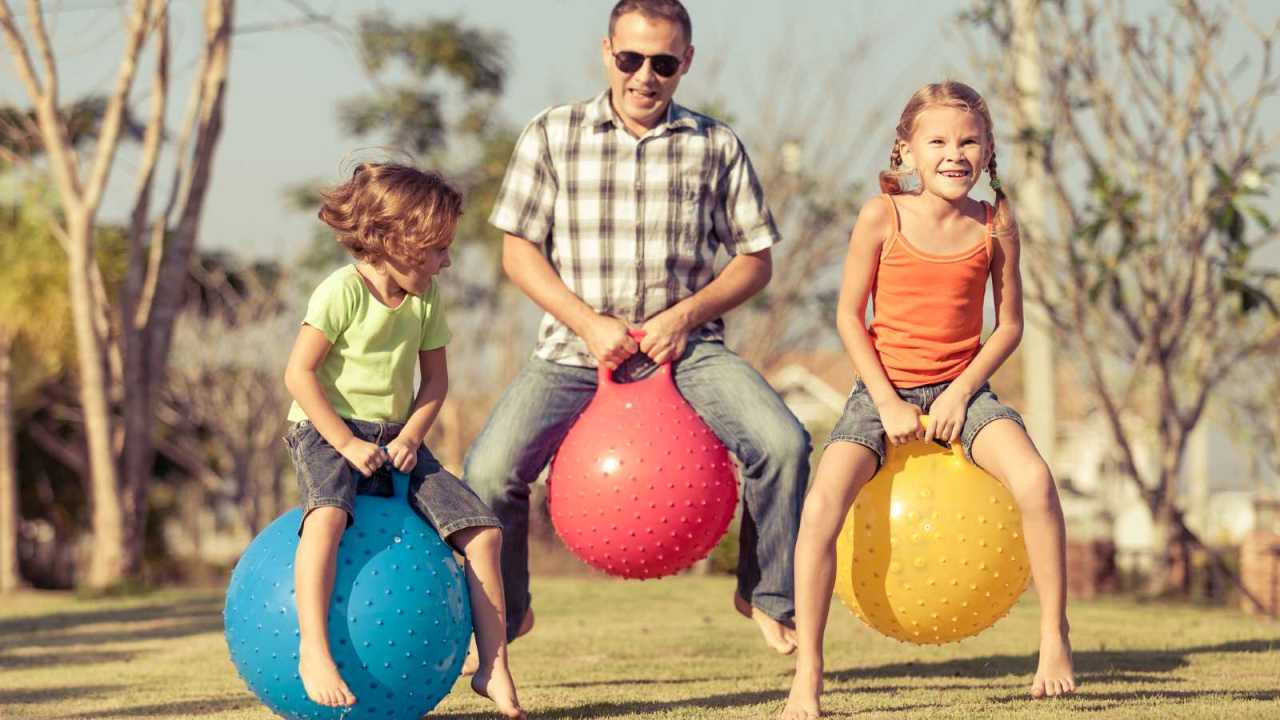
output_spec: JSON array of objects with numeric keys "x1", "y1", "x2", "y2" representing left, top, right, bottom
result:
[{"x1": 489, "y1": 90, "x2": 781, "y2": 367}]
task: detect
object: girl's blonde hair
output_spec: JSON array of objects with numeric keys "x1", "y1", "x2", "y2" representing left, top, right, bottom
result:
[
  {"x1": 319, "y1": 163, "x2": 462, "y2": 266},
  {"x1": 879, "y1": 81, "x2": 1017, "y2": 242}
]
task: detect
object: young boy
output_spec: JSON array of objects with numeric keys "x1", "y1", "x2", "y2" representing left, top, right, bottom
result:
[{"x1": 283, "y1": 162, "x2": 524, "y2": 718}]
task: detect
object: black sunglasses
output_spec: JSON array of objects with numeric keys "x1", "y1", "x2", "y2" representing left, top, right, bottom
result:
[{"x1": 612, "y1": 50, "x2": 682, "y2": 78}]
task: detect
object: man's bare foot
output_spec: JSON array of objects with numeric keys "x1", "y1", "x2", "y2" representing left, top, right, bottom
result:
[
  {"x1": 298, "y1": 643, "x2": 356, "y2": 708},
  {"x1": 471, "y1": 660, "x2": 527, "y2": 719},
  {"x1": 462, "y1": 608, "x2": 535, "y2": 676},
  {"x1": 780, "y1": 662, "x2": 823, "y2": 719},
  {"x1": 1031, "y1": 628, "x2": 1076, "y2": 698},
  {"x1": 734, "y1": 592, "x2": 797, "y2": 655}
]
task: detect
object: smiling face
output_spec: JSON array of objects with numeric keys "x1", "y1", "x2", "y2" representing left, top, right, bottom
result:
[
  {"x1": 900, "y1": 105, "x2": 991, "y2": 203},
  {"x1": 601, "y1": 11, "x2": 693, "y2": 136}
]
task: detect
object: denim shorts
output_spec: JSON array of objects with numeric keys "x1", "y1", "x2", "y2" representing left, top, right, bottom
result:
[
  {"x1": 826, "y1": 379, "x2": 1025, "y2": 466},
  {"x1": 284, "y1": 418, "x2": 499, "y2": 545}
]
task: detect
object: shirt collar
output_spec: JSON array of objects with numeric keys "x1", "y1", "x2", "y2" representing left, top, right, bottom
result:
[{"x1": 588, "y1": 89, "x2": 700, "y2": 135}]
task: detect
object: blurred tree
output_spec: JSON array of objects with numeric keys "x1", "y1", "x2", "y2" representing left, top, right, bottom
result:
[
  {"x1": 0, "y1": 195, "x2": 73, "y2": 592},
  {"x1": 292, "y1": 12, "x2": 511, "y2": 272},
  {"x1": 161, "y1": 254, "x2": 293, "y2": 538},
  {"x1": 968, "y1": 0, "x2": 1280, "y2": 597},
  {"x1": 688, "y1": 37, "x2": 872, "y2": 374},
  {"x1": 0, "y1": 0, "x2": 235, "y2": 588},
  {"x1": 1, "y1": 95, "x2": 145, "y2": 168}
]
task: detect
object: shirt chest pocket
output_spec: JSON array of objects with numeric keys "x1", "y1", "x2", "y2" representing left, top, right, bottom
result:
[{"x1": 669, "y1": 180, "x2": 709, "y2": 252}]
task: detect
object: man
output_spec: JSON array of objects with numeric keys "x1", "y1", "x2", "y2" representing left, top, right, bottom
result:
[{"x1": 467, "y1": 0, "x2": 809, "y2": 656}]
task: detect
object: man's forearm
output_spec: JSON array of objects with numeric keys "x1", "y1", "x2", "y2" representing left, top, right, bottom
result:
[
  {"x1": 502, "y1": 233, "x2": 600, "y2": 335},
  {"x1": 662, "y1": 250, "x2": 771, "y2": 329}
]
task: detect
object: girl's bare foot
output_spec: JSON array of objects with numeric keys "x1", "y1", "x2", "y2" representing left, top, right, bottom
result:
[
  {"x1": 298, "y1": 643, "x2": 356, "y2": 708},
  {"x1": 1031, "y1": 627, "x2": 1076, "y2": 698},
  {"x1": 471, "y1": 660, "x2": 527, "y2": 719},
  {"x1": 462, "y1": 608, "x2": 535, "y2": 676},
  {"x1": 780, "y1": 661, "x2": 823, "y2": 719},
  {"x1": 735, "y1": 592, "x2": 797, "y2": 655}
]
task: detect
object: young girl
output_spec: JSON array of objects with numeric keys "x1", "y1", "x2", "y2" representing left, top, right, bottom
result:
[
  {"x1": 283, "y1": 163, "x2": 525, "y2": 718},
  {"x1": 781, "y1": 82, "x2": 1076, "y2": 719}
]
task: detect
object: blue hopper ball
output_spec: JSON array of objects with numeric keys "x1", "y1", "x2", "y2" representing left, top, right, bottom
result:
[{"x1": 224, "y1": 471, "x2": 471, "y2": 719}]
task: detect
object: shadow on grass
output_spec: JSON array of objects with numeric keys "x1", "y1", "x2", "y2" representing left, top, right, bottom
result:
[
  {"x1": 529, "y1": 674, "x2": 753, "y2": 689},
  {"x1": 0, "y1": 593, "x2": 224, "y2": 637},
  {"x1": 825, "y1": 639, "x2": 1279, "y2": 685},
  {"x1": 50, "y1": 697, "x2": 260, "y2": 719},
  {"x1": 989, "y1": 688, "x2": 1280, "y2": 706},
  {"x1": 439, "y1": 686, "x2": 932, "y2": 720},
  {"x1": 4, "y1": 616, "x2": 225, "y2": 650},
  {"x1": 0, "y1": 592, "x2": 225, "y2": 672},
  {"x1": 435, "y1": 687, "x2": 789, "y2": 719},
  {"x1": 0, "y1": 648, "x2": 136, "y2": 669},
  {"x1": 0, "y1": 684, "x2": 118, "y2": 704}
]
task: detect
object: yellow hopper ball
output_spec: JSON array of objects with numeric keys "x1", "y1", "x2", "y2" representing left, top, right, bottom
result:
[{"x1": 833, "y1": 416, "x2": 1030, "y2": 644}]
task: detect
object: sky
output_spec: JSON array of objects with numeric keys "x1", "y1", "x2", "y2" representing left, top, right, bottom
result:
[{"x1": 3, "y1": 0, "x2": 1277, "y2": 262}]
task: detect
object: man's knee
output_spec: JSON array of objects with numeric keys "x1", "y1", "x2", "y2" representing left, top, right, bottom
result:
[
  {"x1": 754, "y1": 415, "x2": 811, "y2": 469},
  {"x1": 464, "y1": 434, "x2": 541, "y2": 505},
  {"x1": 464, "y1": 449, "x2": 512, "y2": 500}
]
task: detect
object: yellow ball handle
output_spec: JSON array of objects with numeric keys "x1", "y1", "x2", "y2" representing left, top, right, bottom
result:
[{"x1": 918, "y1": 414, "x2": 956, "y2": 453}]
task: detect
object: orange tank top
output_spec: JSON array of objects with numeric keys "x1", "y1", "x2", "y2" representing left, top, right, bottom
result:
[{"x1": 869, "y1": 194, "x2": 994, "y2": 388}]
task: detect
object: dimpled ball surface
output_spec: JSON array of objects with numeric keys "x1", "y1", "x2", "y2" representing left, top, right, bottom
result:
[
  {"x1": 834, "y1": 436, "x2": 1030, "y2": 644},
  {"x1": 224, "y1": 474, "x2": 470, "y2": 719},
  {"x1": 549, "y1": 364, "x2": 738, "y2": 579}
]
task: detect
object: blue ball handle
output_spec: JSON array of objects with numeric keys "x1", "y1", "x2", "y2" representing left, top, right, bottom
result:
[{"x1": 373, "y1": 445, "x2": 410, "y2": 497}]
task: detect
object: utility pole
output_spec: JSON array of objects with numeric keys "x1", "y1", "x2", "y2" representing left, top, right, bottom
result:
[{"x1": 1010, "y1": 0, "x2": 1057, "y2": 468}]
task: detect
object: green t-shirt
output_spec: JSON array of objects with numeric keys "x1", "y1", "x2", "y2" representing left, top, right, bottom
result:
[{"x1": 287, "y1": 265, "x2": 451, "y2": 423}]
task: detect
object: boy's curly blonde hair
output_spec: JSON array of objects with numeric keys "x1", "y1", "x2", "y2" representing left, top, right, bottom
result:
[{"x1": 319, "y1": 163, "x2": 462, "y2": 266}]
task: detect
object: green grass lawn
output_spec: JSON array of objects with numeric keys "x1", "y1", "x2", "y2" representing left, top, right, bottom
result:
[{"x1": 1, "y1": 576, "x2": 1278, "y2": 719}]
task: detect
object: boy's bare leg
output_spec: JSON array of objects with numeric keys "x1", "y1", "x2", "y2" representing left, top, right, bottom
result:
[
  {"x1": 971, "y1": 420, "x2": 1077, "y2": 698},
  {"x1": 780, "y1": 442, "x2": 877, "y2": 719},
  {"x1": 452, "y1": 526, "x2": 526, "y2": 719},
  {"x1": 461, "y1": 606, "x2": 534, "y2": 676},
  {"x1": 295, "y1": 507, "x2": 357, "y2": 708}
]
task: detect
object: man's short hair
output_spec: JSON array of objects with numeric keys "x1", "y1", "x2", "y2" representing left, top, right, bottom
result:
[{"x1": 608, "y1": 0, "x2": 692, "y2": 45}]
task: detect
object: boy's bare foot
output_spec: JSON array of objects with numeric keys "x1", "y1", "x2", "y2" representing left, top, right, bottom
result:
[
  {"x1": 1031, "y1": 627, "x2": 1076, "y2": 698},
  {"x1": 471, "y1": 660, "x2": 527, "y2": 719},
  {"x1": 462, "y1": 608, "x2": 535, "y2": 676},
  {"x1": 734, "y1": 592, "x2": 797, "y2": 655},
  {"x1": 298, "y1": 643, "x2": 356, "y2": 708},
  {"x1": 780, "y1": 662, "x2": 823, "y2": 719}
]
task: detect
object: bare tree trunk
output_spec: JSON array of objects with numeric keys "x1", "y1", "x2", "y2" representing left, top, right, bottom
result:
[
  {"x1": 0, "y1": 333, "x2": 24, "y2": 592},
  {"x1": 121, "y1": 0, "x2": 233, "y2": 576},
  {"x1": 1147, "y1": 498, "x2": 1179, "y2": 596},
  {"x1": 68, "y1": 219, "x2": 128, "y2": 588}
]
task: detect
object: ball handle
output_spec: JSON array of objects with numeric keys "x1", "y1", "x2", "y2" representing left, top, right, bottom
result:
[
  {"x1": 595, "y1": 328, "x2": 674, "y2": 388},
  {"x1": 918, "y1": 415, "x2": 957, "y2": 454},
  {"x1": 366, "y1": 446, "x2": 412, "y2": 496}
]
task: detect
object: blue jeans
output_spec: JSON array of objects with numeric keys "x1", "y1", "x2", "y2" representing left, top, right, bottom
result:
[{"x1": 464, "y1": 340, "x2": 811, "y2": 641}]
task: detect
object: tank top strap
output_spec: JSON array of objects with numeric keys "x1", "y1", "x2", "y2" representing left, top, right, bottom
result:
[
  {"x1": 982, "y1": 200, "x2": 995, "y2": 265},
  {"x1": 880, "y1": 193, "x2": 902, "y2": 260}
]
